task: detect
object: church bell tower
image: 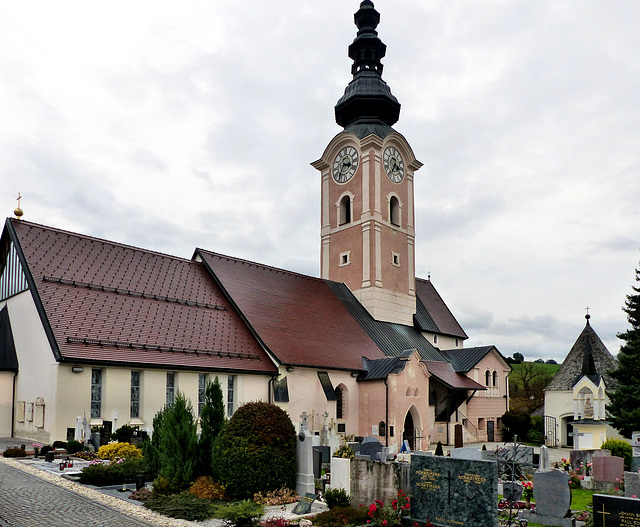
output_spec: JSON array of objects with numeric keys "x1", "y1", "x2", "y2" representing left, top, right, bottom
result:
[{"x1": 312, "y1": 0, "x2": 422, "y2": 326}]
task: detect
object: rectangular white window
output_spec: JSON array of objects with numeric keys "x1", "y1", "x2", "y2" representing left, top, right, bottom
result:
[
  {"x1": 130, "y1": 371, "x2": 140, "y2": 418},
  {"x1": 198, "y1": 373, "x2": 206, "y2": 415},
  {"x1": 227, "y1": 375, "x2": 235, "y2": 417},
  {"x1": 91, "y1": 369, "x2": 102, "y2": 418},
  {"x1": 166, "y1": 372, "x2": 175, "y2": 407},
  {"x1": 339, "y1": 251, "x2": 350, "y2": 267}
]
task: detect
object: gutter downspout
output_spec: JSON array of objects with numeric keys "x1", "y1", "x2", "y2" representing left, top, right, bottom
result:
[
  {"x1": 11, "y1": 372, "x2": 17, "y2": 437},
  {"x1": 268, "y1": 376, "x2": 276, "y2": 404},
  {"x1": 384, "y1": 377, "x2": 389, "y2": 447}
]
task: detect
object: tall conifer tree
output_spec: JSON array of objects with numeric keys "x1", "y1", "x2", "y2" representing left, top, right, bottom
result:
[
  {"x1": 198, "y1": 377, "x2": 225, "y2": 475},
  {"x1": 607, "y1": 263, "x2": 640, "y2": 437}
]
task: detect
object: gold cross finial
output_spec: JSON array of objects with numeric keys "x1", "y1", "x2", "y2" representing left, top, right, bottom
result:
[{"x1": 14, "y1": 192, "x2": 24, "y2": 220}]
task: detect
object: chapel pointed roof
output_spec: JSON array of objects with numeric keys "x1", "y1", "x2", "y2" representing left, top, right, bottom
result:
[
  {"x1": 545, "y1": 315, "x2": 618, "y2": 391},
  {"x1": 334, "y1": 1, "x2": 401, "y2": 138}
]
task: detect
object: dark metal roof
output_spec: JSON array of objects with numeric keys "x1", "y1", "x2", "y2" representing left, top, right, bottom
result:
[
  {"x1": 440, "y1": 346, "x2": 497, "y2": 373},
  {"x1": 334, "y1": 1, "x2": 400, "y2": 134},
  {"x1": 0, "y1": 306, "x2": 18, "y2": 372},
  {"x1": 326, "y1": 281, "x2": 444, "y2": 361},
  {"x1": 360, "y1": 353, "x2": 410, "y2": 381},
  {"x1": 414, "y1": 295, "x2": 439, "y2": 333}
]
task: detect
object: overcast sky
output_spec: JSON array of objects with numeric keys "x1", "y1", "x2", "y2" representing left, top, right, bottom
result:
[{"x1": 1, "y1": 1, "x2": 639, "y2": 363}]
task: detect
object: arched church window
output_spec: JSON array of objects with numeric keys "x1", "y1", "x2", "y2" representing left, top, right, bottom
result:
[
  {"x1": 335, "y1": 384, "x2": 347, "y2": 419},
  {"x1": 339, "y1": 195, "x2": 352, "y2": 225},
  {"x1": 492, "y1": 370, "x2": 498, "y2": 387},
  {"x1": 485, "y1": 370, "x2": 491, "y2": 386},
  {"x1": 389, "y1": 196, "x2": 400, "y2": 226}
]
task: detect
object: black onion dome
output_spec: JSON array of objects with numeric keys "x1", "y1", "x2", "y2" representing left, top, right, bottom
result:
[{"x1": 335, "y1": 1, "x2": 401, "y2": 138}]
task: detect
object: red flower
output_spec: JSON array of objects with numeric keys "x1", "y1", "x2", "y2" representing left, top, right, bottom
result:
[{"x1": 369, "y1": 504, "x2": 377, "y2": 513}]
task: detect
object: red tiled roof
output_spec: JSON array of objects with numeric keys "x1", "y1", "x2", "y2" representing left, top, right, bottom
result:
[
  {"x1": 424, "y1": 361, "x2": 485, "y2": 390},
  {"x1": 197, "y1": 250, "x2": 386, "y2": 370},
  {"x1": 9, "y1": 219, "x2": 277, "y2": 373},
  {"x1": 415, "y1": 278, "x2": 468, "y2": 339}
]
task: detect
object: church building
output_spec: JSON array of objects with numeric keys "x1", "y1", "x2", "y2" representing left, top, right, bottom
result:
[{"x1": 0, "y1": 1, "x2": 509, "y2": 449}]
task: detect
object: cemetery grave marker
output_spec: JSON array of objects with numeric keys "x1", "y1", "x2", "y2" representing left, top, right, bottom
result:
[
  {"x1": 593, "y1": 494, "x2": 640, "y2": 527},
  {"x1": 292, "y1": 492, "x2": 316, "y2": 515},
  {"x1": 410, "y1": 453, "x2": 497, "y2": 527}
]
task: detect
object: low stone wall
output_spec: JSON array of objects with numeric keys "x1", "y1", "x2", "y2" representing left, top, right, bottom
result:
[{"x1": 349, "y1": 459, "x2": 410, "y2": 506}]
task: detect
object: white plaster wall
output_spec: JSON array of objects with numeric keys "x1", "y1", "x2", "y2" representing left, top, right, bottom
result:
[
  {"x1": 279, "y1": 366, "x2": 359, "y2": 435},
  {"x1": 54, "y1": 367, "x2": 271, "y2": 440},
  {"x1": 3, "y1": 291, "x2": 57, "y2": 443},
  {"x1": 544, "y1": 390, "x2": 573, "y2": 446}
]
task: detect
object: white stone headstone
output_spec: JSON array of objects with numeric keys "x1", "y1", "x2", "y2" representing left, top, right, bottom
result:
[
  {"x1": 539, "y1": 445, "x2": 551, "y2": 472},
  {"x1": 297, "y1": 420, "x2": 315, "y2": 496}
]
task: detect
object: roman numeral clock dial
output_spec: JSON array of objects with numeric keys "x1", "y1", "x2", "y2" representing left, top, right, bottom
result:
[
  {"x1": 383, "y1": 147, "x2": 404, "y2": 183},
  {"x1": 332, "y1": 146, "x2": 359, "y2": 183}
]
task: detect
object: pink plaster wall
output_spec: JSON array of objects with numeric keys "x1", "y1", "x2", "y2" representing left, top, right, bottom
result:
[
  {"x1": 358, "y1": 352, "x2": 430, "y2": 449},
  {"x1": 466, "y1": 350, "x2": 510, "y2": 442}
]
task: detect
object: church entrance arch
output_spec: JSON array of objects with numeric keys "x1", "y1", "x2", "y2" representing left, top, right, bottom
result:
[{"x1": 402, "y1": 405, "x2": 422, "y2": 450}]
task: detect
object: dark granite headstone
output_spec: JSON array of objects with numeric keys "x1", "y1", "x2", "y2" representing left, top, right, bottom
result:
[
  {"x1": 534, "y1": 469, "x2": 571, "y2": 518},
  {"x1": 313, "y1": 445, "x2": 330, "y2": 464},
  {"x1": 410, "y1": 453, "x2": 498, "y2": 527},
  {"x1": 313, "y1": 448, "x2": 322, "y2": 479},
  {"x1": 360, "y1": 436, "x2": 384, "y2": 461},
  {"x1": 503, "y1": 481, "x2": 523, "y2": 503},
  {"x1": 292, "y1": 492, "x2": 316, "y2": 515},
  {"x1": 593, "y1": 494, "x2": 640, "y2": 527}
]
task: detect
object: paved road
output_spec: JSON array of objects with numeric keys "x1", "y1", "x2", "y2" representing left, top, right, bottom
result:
[{"x1": 0, "y1": 462, "x2": 158, "y2": 527}]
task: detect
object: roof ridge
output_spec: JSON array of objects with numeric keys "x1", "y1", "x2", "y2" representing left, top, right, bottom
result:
[
  {"x1": 197, "y1": 248, "x2": 322, "y2": 282},
  {"x1": 9, "y1": 218, "x2": 196, "y2": 264}
]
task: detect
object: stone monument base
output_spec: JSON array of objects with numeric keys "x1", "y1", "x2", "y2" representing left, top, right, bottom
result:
[{"x1": 518, "y1": 510, "x2": 574, "y2": 527}]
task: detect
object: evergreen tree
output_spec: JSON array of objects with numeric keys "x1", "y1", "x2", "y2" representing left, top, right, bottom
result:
[
  {"x1": 157, "y1": 391, "x2": 198, "y2": 490},
  {"x1": 144, "y1": 405, "x2": 168, "y2": 478},
  {"x1": 607, "y1": 263, "x2": 640, "y2": 437},
  {"x1": 198, "y1": 377, "x2": 226, "y2": 475}
]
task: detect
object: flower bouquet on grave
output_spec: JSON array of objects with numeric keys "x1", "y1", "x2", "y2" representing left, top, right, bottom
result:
[
  {"x1": 366, "y1": 490, "x2": 411, "y2": 527},
  {"x1": 32, "y1": 443, "x2": 42, "y2": 457}
]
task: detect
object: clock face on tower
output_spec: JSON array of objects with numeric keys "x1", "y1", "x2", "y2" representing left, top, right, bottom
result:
[
  {"x1": 332, "y1": 146, "x2": 359, "y2": 183},
  {"x1": 383, "y1": 147, "x2": 405, "y2": 183}
]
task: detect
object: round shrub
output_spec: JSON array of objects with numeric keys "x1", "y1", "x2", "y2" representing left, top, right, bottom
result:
[
  {"x1": 97, "y1": 442, "x2": 143, "y2": 460},
  {"x1": 601, "y1": 438, "x2": 633, "y2": 468},
  {"x1": 324, "y1": 487, "x2": 351, "y2": 509},
  {"x1": 213, "y1": 402, "x2": 296, "y2": 499},
  {"x1": 66, "y1": 440, "x2": 83, "y2": 454},
  {"x1": 52, "y1": 440, "x2": 67, "y2": 449}
]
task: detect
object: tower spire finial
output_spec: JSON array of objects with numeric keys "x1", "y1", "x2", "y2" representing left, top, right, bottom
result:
[
  {"x1": 14, "y1": 192, "x2": 24, "y2": 220},
  {"x1": 334, "y1": 1, "x2": 401, "y2": 137}
]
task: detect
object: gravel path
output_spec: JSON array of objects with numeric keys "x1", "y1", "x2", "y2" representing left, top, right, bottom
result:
[{"x1": 0, "y1": 457, "x2": 196, "y2": 527}]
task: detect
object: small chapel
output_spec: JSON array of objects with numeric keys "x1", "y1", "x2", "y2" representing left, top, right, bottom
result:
[
  {"x1": 0, "y1": 1, "x2": 510, "y2": 449},
  {"x1": 544, "y1": 314, "x2": 621, "y2": 449}
]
